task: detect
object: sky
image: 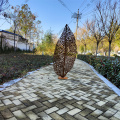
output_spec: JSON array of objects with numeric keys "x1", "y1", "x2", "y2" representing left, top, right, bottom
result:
[{"x1": 0, "y1": 0, "x2": 99, "y2": 37}]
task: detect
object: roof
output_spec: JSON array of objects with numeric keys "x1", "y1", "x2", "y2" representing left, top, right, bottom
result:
[{"x1": 0, "y1": 30, "x2": 23, "y2": 38}]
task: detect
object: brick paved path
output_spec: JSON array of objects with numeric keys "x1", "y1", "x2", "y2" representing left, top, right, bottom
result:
[{"x1": 0, "y1": 59, "x2": 120, "y2": 120}]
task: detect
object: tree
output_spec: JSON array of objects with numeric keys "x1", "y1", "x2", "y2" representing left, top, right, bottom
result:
[
  {"x1": 4, "y1": 5, "x2": 20, "y2": 52},
  {"x1": 96, "y1": 0, "x2": 120, "y2": 57},
  {"x1": 77, "y1": 27, "x2": 90, "y2": 54},
  {"x1": 115, "y1": 28, "x2": 120, "y2": 48},
  {"x1": 31, "y1": 20, "x2": 41, "y2": 46},
  {"x1": 99, "y1": 36, "x2": 109, "y2": 56},
  {"x1": 87, "y1": 19, "x2": 104, "y2": 56},
  {"x1": 17, "y1": 4, "x2": 36, "y2": 39},
  {"x1": 0, "y1": 0, "x2": 9, "y2": 14},
  {"x1": 43, "y1": 30, "x2": 53, "y2": 44},
  {"x1": 35, "y1": 30, "x2": 56, "y2": 55}
]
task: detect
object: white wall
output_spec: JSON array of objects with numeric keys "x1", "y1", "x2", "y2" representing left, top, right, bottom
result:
[{"x1": 7, "y1": 39, "x2": 30, "y2": 50}]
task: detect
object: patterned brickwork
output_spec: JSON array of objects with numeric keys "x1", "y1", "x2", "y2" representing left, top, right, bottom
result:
[{"x1": 0, "y1": 59, "x2": 120, "y2": 120}]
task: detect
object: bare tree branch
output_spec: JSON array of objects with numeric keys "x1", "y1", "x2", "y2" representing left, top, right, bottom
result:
[{"x1": 0, "y1": 0, "x2": 9, "y2": 14}]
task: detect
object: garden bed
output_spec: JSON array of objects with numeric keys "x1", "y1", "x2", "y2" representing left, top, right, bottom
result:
[{"x1": 0, "y1": 53, "x2": 53, "y2": 84}]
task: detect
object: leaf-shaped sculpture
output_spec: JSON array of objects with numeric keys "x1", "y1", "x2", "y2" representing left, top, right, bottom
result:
[{"x1": 53, "y1": 24, "x2": 77, "y2": 78}]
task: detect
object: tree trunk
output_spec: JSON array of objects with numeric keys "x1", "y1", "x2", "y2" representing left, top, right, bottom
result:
[
  {"x1": 108, "y1": 40, "x2": 112, "y2": 57},
  {"x1": 84, "y1": 44, "x2": 86, "y2": 55},
  {"x1": 96, "y1": 42, "x2": 99, "y2": 56},
  {"x1": 14, "y1": 29, "x2": 16, "y2": 52},
  {"x1": 25, "y1": 34, "x2": 27, "y2": 51},
  {"x1": 104, "y1": 52, "x2": 106, "y2": 56},
  {"x1": 1, "y1": 37, "x2": 2, "y2": 53},
  {"x1": 84, "y1": 45, "x2": 85, "y2": 55},
  {"x1": 26, "y1": 41, "x2": 27, "y2": 51}
]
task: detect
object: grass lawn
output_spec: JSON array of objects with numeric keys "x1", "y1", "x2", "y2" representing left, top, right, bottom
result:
[{"x1": 0, "y1": 53, "x2": 53, "y2": 84}]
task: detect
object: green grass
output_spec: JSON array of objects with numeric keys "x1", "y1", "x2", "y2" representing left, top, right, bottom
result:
[{"x1": 0, "y1": 53, "x2": 53, "y2": 84}]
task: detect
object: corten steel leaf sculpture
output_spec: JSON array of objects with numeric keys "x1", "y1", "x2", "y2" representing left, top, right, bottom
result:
[{"x1": 53, "y1": 24, "x2": 77, "y2": 79}]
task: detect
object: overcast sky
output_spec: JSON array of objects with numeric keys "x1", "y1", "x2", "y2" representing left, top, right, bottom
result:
[{"x1": 0, "y1": 0, "x2": 99, "y2": 36}]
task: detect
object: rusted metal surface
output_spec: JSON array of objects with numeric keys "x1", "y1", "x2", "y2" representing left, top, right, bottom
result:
[{"x1": 53, "y1": 24, "x2": 77, "y2": 77}]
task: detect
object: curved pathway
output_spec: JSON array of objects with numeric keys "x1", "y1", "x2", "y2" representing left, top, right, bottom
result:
[{"x1": 0, "y1": 59, "x2": 120, "y2": 120}]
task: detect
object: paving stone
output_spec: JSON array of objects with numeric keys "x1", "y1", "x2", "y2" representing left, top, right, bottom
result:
[
  {"x1": 72, "y1": 103, "x2": 85, "y2": 110},
  {"x1": 38, "y1": 112, "x2": 52, "y2": 120},
  {"x1": 42, "y1": 101, "x2": 52, "y2": 107},
  {"x1": 91, "y1": 109, "x2": 103, "y2": 117},
  {"x1": 22, "y1": 105, "x2": 37, "y2": 112},
  {"x1": 104, "y1": 110, "x2": 115, "y2": 118},
  {"x1": 55, "y1": 103, "x2": 65, "y2": 109},
  {"x1": 0, "y1": 113, "x2": 5, "y2": 120},
  {"x1": 29, "y1": 97, "x2": 39, "y2": 102},
  {"x1": 83, "y1": 104, "x2": 96, "y2": 111},
  {"x1": 114, "y1": 103, "x2": 120, "y2": 111},
  {"x1": 50, "y1": 112, "x2": 65, "y2": 120},
  {"x1": 109, "y1": 108, "x2": 117, "y2": 113},
  {"x1": 13, "y1": 110, "x2": 26, "y2": 119},
  {"x1": 33, "y1": 106, "x2": 48, "y2": 114},
  {"x1": 64, "y1": 104, "x2": 74, "y2": 109},
  {"x1": 58, "y1": 99, "x2": 68, "y2": 104},
  {"x1": 98, "y1": 115, "x2": 109, "y2": 120},
  {"x1": 7, "y1": 117, "x2": 17, "y2": 120},
  {"x1": 86, "y1": 114, "x2": 99, "y2": 120},
  {"x1": 22, "y1": 100, "x2": 33, "y2": 107},
  {"x1": 105, "y1": 101, "x2": 116, "y2": 107},
  {"x1": 79, "y1": 108, "x2": 93, "y2": 117},
  {"x1": 96, "y1": 101, "x2": 106, "y2": 106},
  {"x1": 30, "y1": 93, "x2": 37, "y2": 97},
  {"x1": 57, "y1": 108, "x2": 69, "y2": 115},
  {"x1": 77, "y1": 100, "x2": 86, "y2": 105},
  {"x1": 86, "y1": 101, "x2": 96, "y2": 105},
  {"x1": 12, "y1": 100, "x2": 22, "y2": 105},
  {"x1": 61, "y1": 113, "x2": 77, "y2": 120},
  {"x1": 1, "y1": 109, "x2": 13, "y2": 119},
  {"x1": 110, "y1": 116, "x2": 120, "y2": 120},
  {"x1": 114, "y1": 111, "x2": 120, "y2": 119},
  {"x1": 74, "y1": 114, "x2": 88, "y2": 120},
  {"x1": 10, "y1": 104, "x2": 26, "y2": 112},
  {"x1": 67, "y1": 99, "x2": 77, "y2": 104},
  {"x1": 92, "y1": 104, "x2": 108, "y2": 112},
  {"x1": 3, "y1": 99, "x2": 12, "y2": 105},
  {"x1": 26, "y1": 111, "x2": 39, "y2": 120},
  {"x1": 67, "y1": 108, "x2": 81, "y2": 115},
  {"x1": 45, "y1": 107, "x2": 59, "y2": 114}
]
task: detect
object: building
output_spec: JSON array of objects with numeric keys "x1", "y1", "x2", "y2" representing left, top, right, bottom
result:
[{"x1": 0, "y1": 30, "x2": 33, "y2": 51}]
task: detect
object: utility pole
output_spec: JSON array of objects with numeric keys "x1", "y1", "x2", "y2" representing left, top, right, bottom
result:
[
  {"x1": 76, "y1": 9, "x2": 79, "y2": 40},
  {"x1": 72, "y1": 9, "x2": 82, "y2": 40},
  {"x1": 13, "y1": 20, "x2": 17, "y2": 52}
]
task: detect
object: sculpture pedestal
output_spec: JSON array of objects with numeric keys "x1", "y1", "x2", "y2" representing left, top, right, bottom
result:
[{"x1": 58, "y1": 76, "x2": 68, "y2": 80}]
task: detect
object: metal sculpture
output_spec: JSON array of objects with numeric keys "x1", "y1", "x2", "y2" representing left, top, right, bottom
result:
[{"x1": 53, "y1": 24, "x2": 77, "y2": 79}]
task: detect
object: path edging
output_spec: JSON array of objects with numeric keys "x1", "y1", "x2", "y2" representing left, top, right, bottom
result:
[{"x1": 78, "y1": 59, "x2": 120, "y2": 96}]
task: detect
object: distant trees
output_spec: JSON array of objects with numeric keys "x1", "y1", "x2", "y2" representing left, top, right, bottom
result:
[
  {"x1": 77, "y1": 26, "x2": 90, "y2": 54},
  {"x1": 2, "y1": 3, "x2": 42, "y2": 53},
  {"x1": 96, "y1": 0, "x2": 120, "y2": 57},
  {"x1": 115, "y1": 29, "x2": 120, "y2": 48},
  {"x1": 35, "y1": 30, "x2": 57, "y2": 55},
  {"x1": 17, "y1": 4, "x2": 36, "y2": 39},
  {"x1": 76, "y1": 0, "x2": 120, "y2": 57},
  {"x1": 86, "y1": 19, "x2": 104, "y2": 56}
]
